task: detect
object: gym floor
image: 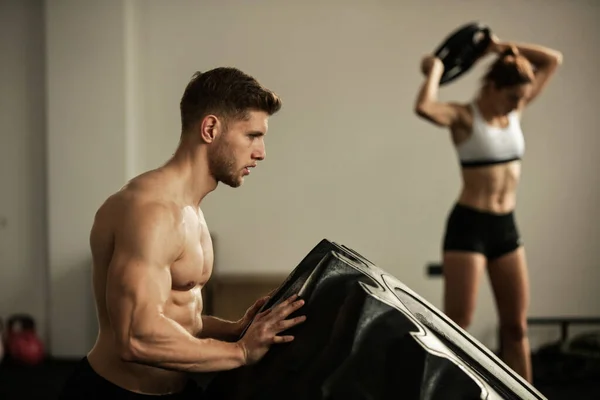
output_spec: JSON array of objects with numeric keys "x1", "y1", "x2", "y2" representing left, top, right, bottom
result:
[{"x1": 0, "y1": 354, "x2": 598, "y2": 400}]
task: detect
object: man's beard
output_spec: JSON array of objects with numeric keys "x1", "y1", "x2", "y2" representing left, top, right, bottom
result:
[{"x1": 208, "y1": 138, "x2": 240, "y2": 188}]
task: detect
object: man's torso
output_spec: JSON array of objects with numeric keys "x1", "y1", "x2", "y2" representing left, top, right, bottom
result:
[{"x1": 87, "y1": 172, "x2": 213, "y2": 394}]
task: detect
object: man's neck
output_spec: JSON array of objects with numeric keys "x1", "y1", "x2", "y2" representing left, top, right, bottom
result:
[{"x1": 162, "y1": 138, "x2": 217, "y2": 207}]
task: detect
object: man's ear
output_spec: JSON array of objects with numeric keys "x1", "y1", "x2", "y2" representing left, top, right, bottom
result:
[{"x1": 199, "y1": 115, "x2": 220, "y2": 144}]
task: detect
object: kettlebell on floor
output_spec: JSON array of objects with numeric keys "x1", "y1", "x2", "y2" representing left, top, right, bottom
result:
[
  {"x1": 0, "y1": 317, "x2": 5, "y2": 365},
  {"x1": 5, "y1": 313, "x2": 45, "y2": 366}
]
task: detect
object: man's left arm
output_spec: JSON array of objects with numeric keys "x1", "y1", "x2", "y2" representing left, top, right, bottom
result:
[
  {"x1": 197, "y1": 294, "x2": 271, "y2": 342},
  {"x1": 198, "y1": 316, "x2": 243, "y2": 342}
]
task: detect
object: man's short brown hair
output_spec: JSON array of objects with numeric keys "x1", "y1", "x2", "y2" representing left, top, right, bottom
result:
[{"x1": 180, "y1": 67, "x2": 282, "y2": 133}]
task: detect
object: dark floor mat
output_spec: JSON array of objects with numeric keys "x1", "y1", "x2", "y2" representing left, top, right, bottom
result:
[{"x1": 0, "y1": 357, "x2": 599, "y2": 400}]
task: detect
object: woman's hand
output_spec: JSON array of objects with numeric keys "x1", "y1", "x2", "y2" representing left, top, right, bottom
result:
[
  {"x1": 420, "y1": 55, "x2": 444, "y2": 77},
  {"x1": 487, "y1": 34, "x2": 506, "y2": 55}
]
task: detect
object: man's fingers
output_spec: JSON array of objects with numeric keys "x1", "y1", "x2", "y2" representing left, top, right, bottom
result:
[
  {"x1": 273, "y1": 298, "x2": 304, "y2": 319},
  {"x1": 276, "y1": 315, "x2": 307, "y2": 331},
  {"x1": 256, "y1": 307, "x2": 272, "y2": 319},
  {"x1": 251, "y1": 298, "x2": 267, "y2": 312},
  {"x1": 252, "y1": 294, "x2": 304, "y2": 329},
  {"x1": 272, "y1": 334, "x2": 294, "y2": 344},
  {"x1": 253, "y1": 296, "x2": 290, "y2": 321},
  {"x1": 258, "y1": 296, "x2": 271, "y2": 310},
  {"x1": 270, "y1": 293, "x2": 303, "y2": 311},
  {"x1": 278, "y1": 293, "x2": 298, "y2": 307}
]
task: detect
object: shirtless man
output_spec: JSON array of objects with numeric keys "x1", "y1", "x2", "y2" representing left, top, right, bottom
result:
[{"x1": 58, "y1": 67, "x2": 307, "y2": 399}]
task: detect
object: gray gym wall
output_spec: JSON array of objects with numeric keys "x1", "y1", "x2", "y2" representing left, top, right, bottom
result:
[{"x1": 1, "y1": 0, "x2": 598, "y2": 358}]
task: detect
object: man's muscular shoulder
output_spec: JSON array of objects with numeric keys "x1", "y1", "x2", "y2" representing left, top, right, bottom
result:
[{"x1": 93, "y1": 179, "x2": 184, "y2": 249}]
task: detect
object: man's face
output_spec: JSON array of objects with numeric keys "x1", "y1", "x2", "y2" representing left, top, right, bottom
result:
[{"x1": 208, "y1": 110, "x2": 269, "y2": 188}]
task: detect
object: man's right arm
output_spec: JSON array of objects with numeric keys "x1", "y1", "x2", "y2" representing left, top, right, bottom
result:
[{"x1": 105, "y1": 201, "x2": 246, "y2": 373}]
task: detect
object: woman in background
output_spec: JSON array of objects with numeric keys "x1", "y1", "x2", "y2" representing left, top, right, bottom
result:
[{"x1": 414, "y1": 34, "x2": 562, "y2": 382}]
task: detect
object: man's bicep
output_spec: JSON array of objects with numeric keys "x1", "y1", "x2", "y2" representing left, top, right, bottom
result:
[
  {"x1": 104, "y1": 205, "x2": 180, "y2": 343},
  {"x1": 105, "y1": 252, "x2": 172, "y2": 343}
]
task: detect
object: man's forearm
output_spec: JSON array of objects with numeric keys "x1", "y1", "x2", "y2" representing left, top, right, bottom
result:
[
  {"x1": 198, "y1": 315, "x2": 242, "y2": 342},
  {"x1": 124, "y1": 315, "x2": 246, "y2": 373}
]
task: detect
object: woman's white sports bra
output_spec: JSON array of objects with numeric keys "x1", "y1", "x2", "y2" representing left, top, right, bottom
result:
[{"x1": 455, "y1": 102, "x2": 525, "y2": 167}]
